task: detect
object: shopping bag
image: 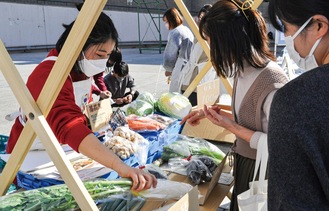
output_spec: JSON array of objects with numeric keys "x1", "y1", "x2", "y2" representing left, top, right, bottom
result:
[{"x1": 237, "y1": 139, "x2": 268, "y2": 211}]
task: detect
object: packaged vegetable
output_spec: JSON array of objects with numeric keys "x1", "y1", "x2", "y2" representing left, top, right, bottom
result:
[
  {"x1": 126, "y1": 114, "x2": 166, "y2": 132},
  {"x1": 186, "y1": 159, "x2": 213, "y2": 185},
  {"x1": 140, "y1": 179, "x2": 193, "y2": 200},
  {"x1": 156, "y1": 92, "x2": 192, "y2": 119},
  {"x1": 136, "y1": 92, "x2": 156, "y2": 106},
  {"x1": 126, "y1": 100, "x2": 154, "y2": 116},
  {"x1": 104, "y1": 126, "x2": 148, "y2": 160},
  {"x1": 160, "y1": 134, "x2": 225, "y2": 164}
]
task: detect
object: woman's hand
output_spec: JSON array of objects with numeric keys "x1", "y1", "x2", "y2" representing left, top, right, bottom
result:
[
  {"x1": 203, "y1": 104, "x2": 233, "y2": 129},
  {"x1": 116, "y1": 164, "x2": 157, "y2": 191},
  {"x1": 79, "y1": 134, "x2": 157, "y2": 192},
  {"x1": 180, "y1": 108, "x2": 205, "y2": 126}
]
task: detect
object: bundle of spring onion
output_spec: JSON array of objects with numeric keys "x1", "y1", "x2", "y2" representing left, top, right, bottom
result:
[{"x1": 0, "y1": 178, "x2": 132, "y2": 211}]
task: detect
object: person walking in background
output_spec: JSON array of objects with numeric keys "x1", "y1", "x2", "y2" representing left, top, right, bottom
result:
[
  {"x1": 181, "y1": 1, "x2": 288, "y2": 210},
  {"x1": 267, "y1": 0, "x2": 329, "y2": 209},
  {"x1": 103, "y1": 61, "x2": 139, "y2": 107},
  {"x1": 178, "y1": 4, "x2": 217, "y2": 106},
  {"x1": 162, "y1": 7, "x2": 194, "y2": 93},
  {"x1": 6, "y1": 4, "x2": 156, "y2": 191}
]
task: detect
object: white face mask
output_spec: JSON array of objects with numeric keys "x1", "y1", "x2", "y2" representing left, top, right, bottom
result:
[
  {"x1": 78, "y1": 52, "x2": 107, "y2": 77},
  {"x1": 284, "y1": 17, "x2": 322, "y2": 71}
]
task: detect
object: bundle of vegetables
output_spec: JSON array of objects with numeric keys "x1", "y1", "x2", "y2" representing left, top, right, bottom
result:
[
  {"x1": 126, "y1": 99, "x2": 154, "y2": 116},
  {"x1": 155, "y1": 92, "x2": 192, "y2": 119},
  {"x1": 126, "y1": 114, "x2": 166, "y2": 131},
  {"x1": 161, "y1": 136, "x2": 225, "y2": 164},
  {"x1": 99, "y1": 195, "x2": 145, "y2": 211},
  {"x1": 0, "y1": 178, "x2": 132, "y2": 211},
  {"x1": 136, "y1": 92, "x2": 156, "y2": 106}
]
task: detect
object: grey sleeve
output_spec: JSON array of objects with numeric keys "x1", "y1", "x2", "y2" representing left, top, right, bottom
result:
[{"x1": 163, "y1": 31, "x2": 181, "y2": 72}]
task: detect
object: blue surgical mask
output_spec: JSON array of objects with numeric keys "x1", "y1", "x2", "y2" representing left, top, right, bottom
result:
[
  {"x1": 78, "y1": 52, "x2": 107, "y2": 77},
  {"x1": 284, "y1": 17, "x2": 322, "y2": 70}
]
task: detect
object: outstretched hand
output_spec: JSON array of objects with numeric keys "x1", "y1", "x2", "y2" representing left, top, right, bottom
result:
[{"x1": 180, "y1": 108, "x2": 205, "y2": 126}]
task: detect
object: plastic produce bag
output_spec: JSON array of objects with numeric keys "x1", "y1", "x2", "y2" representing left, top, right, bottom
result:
[
  {"x1": 159, "y1": 134, "x2": 225, "y2": 164},
  {"x1": 126, "y1": 114, "x2": 166, "y2": 132},
  {"x1": 186, "y1": 158, "x2": 213, "y2": 185},
  {"x1": 134, "y1": 137, "x2": 149, "y2": 167},
  {"x1": 143, "y1": 164, "x2": 168, "y2": 179},
  {"x1": 126, "y1": 99, "x2": 154, "y2": 116},
  {"x1": 136, "y1": 92, "x2": 156, "y2": 106},
  {"x1": 156, "y1": 92, "x2": 192, "y2": 119},
  {"x1": 98, "y1": 193, "x2": 146, "y2": 211},
  {"x1": 140, "y1": 179, "x2": 193, "y2": 200}
]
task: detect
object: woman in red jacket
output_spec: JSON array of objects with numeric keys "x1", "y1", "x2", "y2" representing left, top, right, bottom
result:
[{"x1": 7, "y1": 5, "x2": 156, "y2": 191}]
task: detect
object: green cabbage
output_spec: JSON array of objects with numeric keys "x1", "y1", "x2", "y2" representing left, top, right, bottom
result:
[
  {"x1": 137, "y1": 92, "x2": 156, "y2": 106},
  {"x1": 157, "y1": 92, "x2": 192, "y2": 119},
  {"x1": 126, "y1": 100, "x2": 154, "y2": 116}
]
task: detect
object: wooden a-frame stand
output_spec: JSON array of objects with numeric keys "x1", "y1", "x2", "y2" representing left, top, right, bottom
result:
[{"x1": 0, "y1": 0, "x2": 263, "y2": 209}]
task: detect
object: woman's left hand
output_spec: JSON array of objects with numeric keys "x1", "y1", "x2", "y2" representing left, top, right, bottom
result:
[{"x1": 203, "y1": 104, "x2": 233, "y2": 129}]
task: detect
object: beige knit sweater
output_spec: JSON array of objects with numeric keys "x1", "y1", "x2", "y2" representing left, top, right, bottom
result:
[{"x1": 232, "y1": 61, "x2": 288, "y2": 159}]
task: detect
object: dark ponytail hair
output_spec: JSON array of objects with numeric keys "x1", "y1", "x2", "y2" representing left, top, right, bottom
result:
[
  {"x1": 199, "y1": 0, "x2": 274, "y2": 78},
  {"x1": 113, "y1": 61, "x2": 129, "y2": 77},
  {"x1": 55, "y1": 3, "x2": 119, "y2": 72},
  {"x1": 269, "y1": 0, "x2": 329, "y2": 31}
]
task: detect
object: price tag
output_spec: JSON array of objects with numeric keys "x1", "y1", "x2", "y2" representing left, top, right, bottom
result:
[
  {"x1": 197, "y1": 78, "x2": 220, "y2": 109},
  {"x1": 86, "y1": 98, "x2": 113, "y2": 132}
]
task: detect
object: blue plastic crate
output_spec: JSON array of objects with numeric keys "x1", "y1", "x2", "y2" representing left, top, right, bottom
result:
[
  {"x1": 0, "y1": 135, "x2": 9, "y2": 154},
  {"x1": 163, "y1": 120, "x2": 182, "y2": 135},
  {"x1": 138, "y1": 130, "x2": 161, "y2": 156},
  {"x1": 146, "y1": 151, "x2": 162, "y2": 164}
]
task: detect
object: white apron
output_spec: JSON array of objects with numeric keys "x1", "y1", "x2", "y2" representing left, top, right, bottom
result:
[
  {"x1": 178, "y1": 42, "x2": 218, "y2": 92},
  {"x1": 169, "y1": 57, "x2": 187, "y2": 93}
]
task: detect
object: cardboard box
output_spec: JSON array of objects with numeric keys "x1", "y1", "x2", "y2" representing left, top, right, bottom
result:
[{"x1": 181, "y1": 119, "x2": 235, "y2": 143}]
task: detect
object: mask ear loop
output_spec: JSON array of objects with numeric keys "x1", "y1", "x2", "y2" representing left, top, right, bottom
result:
[
  {"x1": 230, "y1": 0, "x2": 253, "y2": 21},
  {"x1": 292, "y1": 17, "x2": 313, "y2": 39}
]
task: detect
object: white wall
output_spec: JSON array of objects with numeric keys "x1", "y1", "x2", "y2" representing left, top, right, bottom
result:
[{"x1": 0, "y1": 2, "x2": 169, "y2": 49}]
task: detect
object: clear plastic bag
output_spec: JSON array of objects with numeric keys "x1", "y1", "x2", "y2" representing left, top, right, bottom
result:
[
  {"x1": 159, "y1": 134, "x2": 225, "y2": 164},
  {"x1": 140, "y1": 179, "x2": 193, "y2": 200},
  {"x1": 143, "y1": 164, "x2": 168, "y2": 179}
]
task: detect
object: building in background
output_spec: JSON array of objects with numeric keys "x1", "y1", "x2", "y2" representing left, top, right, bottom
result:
[{"x1": 0, "y1": 0, "x2": 273, "y2": 53}]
